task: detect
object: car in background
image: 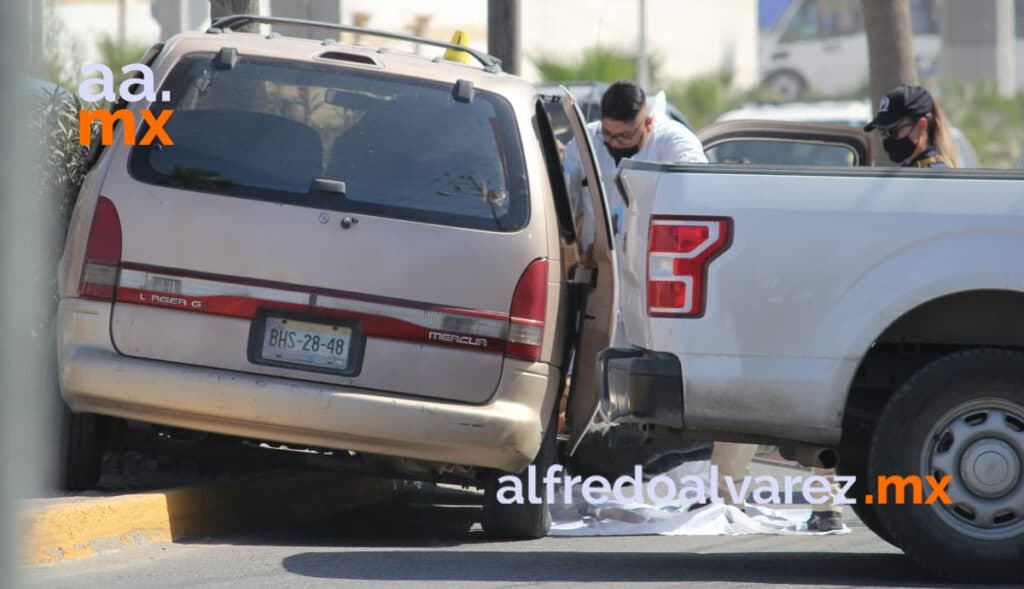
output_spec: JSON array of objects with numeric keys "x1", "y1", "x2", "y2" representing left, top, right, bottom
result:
[
  {"x1": 717, "y1": 100, "x2": 980, "y2": 168},
  {"x1": 698, "y1": 119, "x2": 872, "y2": 167}
]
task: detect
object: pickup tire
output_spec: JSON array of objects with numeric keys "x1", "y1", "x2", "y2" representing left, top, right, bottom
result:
[
  {"x1": 59, "y1": 403, "x2": 108, "y2": 491},
  {"x1": 837, "y1": 458, "x2": 898, "y2": 548},
  {"x1": 481, "y1": 408, "x2": 558, "y2": 540},
  {"x1": 869, "y1": 349, "x2": 1024, "y2": 583}
]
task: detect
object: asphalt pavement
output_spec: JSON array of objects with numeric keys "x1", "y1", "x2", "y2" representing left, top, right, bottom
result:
[{"x1": 23, "y1": 476, "x2": 1014, "y2": 589}]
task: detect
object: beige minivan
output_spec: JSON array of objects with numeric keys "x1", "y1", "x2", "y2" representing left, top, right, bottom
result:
[{"x1": 56, "y1": 16, "x2": 627, "y2": 539}]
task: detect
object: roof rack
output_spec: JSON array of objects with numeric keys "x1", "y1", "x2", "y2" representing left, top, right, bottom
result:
[{"x1": 208, "y1": 15, "x2": 502, "y2": 73}]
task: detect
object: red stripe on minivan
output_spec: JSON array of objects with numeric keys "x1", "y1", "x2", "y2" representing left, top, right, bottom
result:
[{"x1": 116, "y1": 264, "x2": 512, "y2": 354}]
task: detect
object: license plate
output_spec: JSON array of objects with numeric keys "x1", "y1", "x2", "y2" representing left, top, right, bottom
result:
[{"x1": 258, "y1": 316, "x2": 353, "y2": 372}]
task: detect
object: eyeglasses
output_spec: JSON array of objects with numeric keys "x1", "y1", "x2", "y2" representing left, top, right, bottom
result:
[
  {"x1": 880, "y1": 120, "x2": 914, "y2": 139},
  {"x1": 601, "y1": 120, "x2": 645, "y2": 144}
]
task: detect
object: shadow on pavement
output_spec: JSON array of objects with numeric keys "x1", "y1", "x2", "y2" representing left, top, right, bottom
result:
[{"x1": 280, "y1": 550, "x2": 986, "y2": 587}]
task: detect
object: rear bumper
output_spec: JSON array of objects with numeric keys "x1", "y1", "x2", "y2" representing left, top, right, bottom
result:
[
  {"x1": 598, "y1": 348, "x2": 684, "y2": 428},
  {"x1": 57, "y1": 298, "x2": 558, "y2": 473}
]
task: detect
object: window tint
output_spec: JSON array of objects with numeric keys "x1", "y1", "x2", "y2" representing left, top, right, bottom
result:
[
  {"x1": 781, "y1": 0, "x2": 863, "y2": 42},
  {"x1": 707, "y1": 139, "x2": 858, "y2": 166},
  {"x1": 130, "y1": 54, "x2": 529, "y2": 232}
]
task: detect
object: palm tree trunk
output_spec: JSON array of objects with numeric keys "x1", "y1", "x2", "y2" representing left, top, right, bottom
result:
[{"x1": 862, "y1": 0, "x2": 918, "y2": 163}]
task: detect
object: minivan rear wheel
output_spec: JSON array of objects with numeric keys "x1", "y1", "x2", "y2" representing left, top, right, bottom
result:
[
  {"x1": 59, "y1": 403, "x2": 108, "y2": 491},
  {"x1": 481, "y1": 409, "x2": 558, "y2": 540}
]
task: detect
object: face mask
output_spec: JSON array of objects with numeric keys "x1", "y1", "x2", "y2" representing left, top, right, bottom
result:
[
  {"x1": 883, "y1": 136, "x2": 917, "y2": 163},
  {"x1": 604, "y1": 142, "x2": 640, "y2": 164}
]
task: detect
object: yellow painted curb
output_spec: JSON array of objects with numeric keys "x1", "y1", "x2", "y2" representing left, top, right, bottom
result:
[{"x1": 21, "y1": 470, "x2": 402, "y2": 566}]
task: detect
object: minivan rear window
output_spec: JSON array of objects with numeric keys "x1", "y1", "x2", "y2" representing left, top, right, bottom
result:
[{"x1": 129, "y1": 53, "x2": 529, "y2": 232}]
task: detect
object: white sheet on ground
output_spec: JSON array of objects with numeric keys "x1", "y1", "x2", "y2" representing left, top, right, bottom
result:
[{"x1": 548, "y1": 460, "x2": 850, "y2": 537}]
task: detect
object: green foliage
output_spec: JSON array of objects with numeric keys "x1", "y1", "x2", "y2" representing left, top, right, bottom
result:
[
  {"x1": 37, "y1": 16, "x2": 86, "y2": 92},
  {"x1": 96, "y1": 35, "x2": 152, "y2": 84},
  {"x1": 533, "y1": 47, "x2": 662, "y2": 86},
  {"x1": 938, "y1": 79, "x2": 1024, "y2": 169},
  {"x1": 36, "y1": 13, "x2": 150, "y2": 95},
  {"x1": 29, "y1": 89, "x2": 91, "y2": 235},
  {"x1": 663, "y1": 72, "x2": 735, "y2": 131},
  {"x1": 666, "y1": 72, "x2": 782, "y2": 131},
  {"x1": 534, "y1": 47, "x2": 773, "y2": 131},
  {"x1": 30, "y1": 29, "x2": 150, "y2": 233}
]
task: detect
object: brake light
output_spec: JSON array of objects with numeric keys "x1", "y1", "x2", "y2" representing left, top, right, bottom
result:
[
  {"x1": 506, "y1": 259, "x2": 547, "y2": 361},
  {"x1": 647, "y1": 216, "x2": 731, "y2": 317},
  {"x1": 78, "y1": 197, "x2": 122, "y2": 301}
]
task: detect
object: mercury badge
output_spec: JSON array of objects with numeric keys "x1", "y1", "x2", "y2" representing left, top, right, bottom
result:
[{"x1": 318, "y1": 213, "x2": 330, "y2": 224}]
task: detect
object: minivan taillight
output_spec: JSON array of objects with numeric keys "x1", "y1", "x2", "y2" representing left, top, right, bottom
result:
[
  {"x1": 507, "y1": 259, "x2": 547, "y2": 362},
  {"x1": 78, "y1": 197, "x2": 122, "y2": 301},
  {"x1": 647, "y1": 216, "x2": 731, "y2": 318}
]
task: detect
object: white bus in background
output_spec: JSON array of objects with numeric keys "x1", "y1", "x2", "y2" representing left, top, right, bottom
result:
[{"x1": 760, "y1": 0, "x2": 1024, "y2": 101}]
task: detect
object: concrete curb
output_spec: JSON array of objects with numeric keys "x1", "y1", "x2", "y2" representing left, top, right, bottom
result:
[{"x1": 21, "y1": 470, "x2": 403, "y2": 566}]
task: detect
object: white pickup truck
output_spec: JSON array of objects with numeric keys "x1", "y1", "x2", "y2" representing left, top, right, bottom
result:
[{"x1": 560, "y1": 110, "x2": 1024, "y2": 582}]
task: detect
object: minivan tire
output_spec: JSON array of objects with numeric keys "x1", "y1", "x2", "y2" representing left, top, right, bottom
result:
[
  {"x1": 59, "y1": 403, "x2": 108, "y2": 491},
  {"x1": 869, "y1": 349, "x2": 1024, "y2": 583},
  {"x1": 481, "y1": 409, "x2": 558, "y2": 540}
]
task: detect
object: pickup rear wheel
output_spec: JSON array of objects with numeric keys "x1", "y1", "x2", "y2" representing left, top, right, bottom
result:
[
  {"x1": 837, "y1": 457, "x2": 898, "y2": 547},
  {"x1": 481, "y1": 408, "x2": 558, "y2": 540},
  {"x1": 869, "y1": 349, "x2": 1024, "y2": 583}
]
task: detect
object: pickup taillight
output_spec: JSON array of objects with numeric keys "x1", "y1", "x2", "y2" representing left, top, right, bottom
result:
[{"x1": 647, "y1": 216, "x2": 731, "y2": 318}]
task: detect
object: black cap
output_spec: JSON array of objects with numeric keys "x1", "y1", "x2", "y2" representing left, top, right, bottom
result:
[{"x1": 863, "y1": 85, "x2": 935, "y2": 131}]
